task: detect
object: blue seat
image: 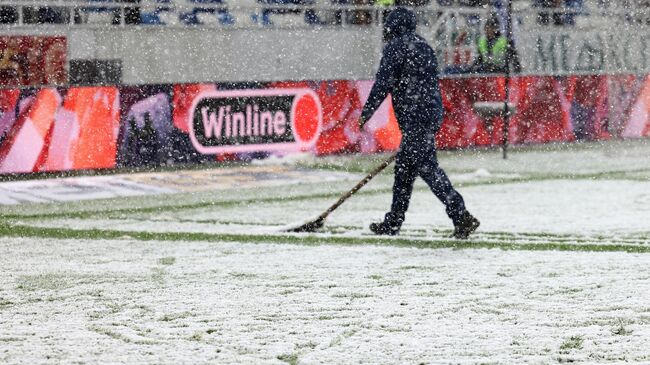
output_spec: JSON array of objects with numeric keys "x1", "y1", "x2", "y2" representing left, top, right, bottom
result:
[
  {"x1": 254, "y1": 0, "x2": 315, "y2": 26},
  {"x1": 80, "y1": 0, "x2": 118, "y2": 14},
  {"x1": 179, "y1": 0, "x2": 235, "y2": 25},
  {"x1": 140, "y1": 0, "x2": 173, "y2": 24}
]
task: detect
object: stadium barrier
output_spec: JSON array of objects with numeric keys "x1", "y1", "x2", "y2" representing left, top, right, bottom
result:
[{"x1": 1, "y1": 74, "x2": 649, "y2": 176}]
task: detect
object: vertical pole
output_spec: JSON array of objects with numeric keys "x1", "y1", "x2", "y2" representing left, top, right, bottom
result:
[{"x1": 502, "y1": 0, "x2": 513, "y2": 159}]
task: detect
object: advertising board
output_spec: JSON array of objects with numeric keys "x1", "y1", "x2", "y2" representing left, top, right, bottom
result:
[{"x1": 1, "y1": 75, "x2": 649, "y2": 176}]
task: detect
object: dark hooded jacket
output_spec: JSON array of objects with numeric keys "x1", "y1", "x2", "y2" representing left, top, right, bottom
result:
[{"x1": 360, "y1": 7, "x2": 443, "y2": 144}]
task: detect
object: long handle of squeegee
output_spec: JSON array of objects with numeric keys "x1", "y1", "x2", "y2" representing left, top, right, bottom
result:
[{"x1": 319, "y1": 153, "x2": 397, "y2": 220}]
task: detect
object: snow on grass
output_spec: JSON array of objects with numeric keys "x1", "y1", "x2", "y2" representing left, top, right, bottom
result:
[
  {"x1": 0, "y1": 237, "x2": 649, "y2": 364},
  {"x1": 14, "y1": 178, "x2": 650, "y2": 247},
  {"x1": 1, "y1": 139, "x2": 650, "y2": 363},
  {"x1": 298, "y1": 140, "x2": 650, "y2": 177}
]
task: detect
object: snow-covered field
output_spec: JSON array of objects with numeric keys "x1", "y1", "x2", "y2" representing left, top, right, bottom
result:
[{"x1": 1, "y1": 140, "x2": 650, "y2": 364}]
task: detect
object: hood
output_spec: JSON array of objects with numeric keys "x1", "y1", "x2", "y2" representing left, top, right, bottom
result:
[{"x1": 383, "y1": 7, "x2": 417, "y2": 41}]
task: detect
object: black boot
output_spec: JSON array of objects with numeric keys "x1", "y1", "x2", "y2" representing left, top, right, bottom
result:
[
  {"x1": 452, "y1": 211, "x2": 480, "y2": 239},
  {"x1": 369, "y1": 213, "x2": 403, "y2": 236}
]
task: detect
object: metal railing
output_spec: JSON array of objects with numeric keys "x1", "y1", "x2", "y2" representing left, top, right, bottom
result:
[
  {"x1": 0, "y1": 1, "x2": 638, "y2": 31},
  {"x1": 0, "y1": 1, "x2": 501, "y2": 28}
]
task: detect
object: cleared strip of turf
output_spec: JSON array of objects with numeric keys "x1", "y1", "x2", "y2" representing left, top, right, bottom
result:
[
  {"x1": 1, "y1": 223, "x2": 648, "y2": 253},
  {"x1": 0, "y1": 180, "x2": 505, "y2": 220},
  {"x1": 62, "y1": 217, "x2": 649, "y2": 245},
  {"x1": 0, "y1": 189, "x2": 378, "y2": 220},
  {"x1": 116, "y1": 218, "x2": 650, "y2": 243},
  {"x1": 2, "y1": 172, "x2": 643, "y2": 221}
]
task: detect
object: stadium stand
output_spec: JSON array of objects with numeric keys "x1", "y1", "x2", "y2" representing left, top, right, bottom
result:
[
  {"x1": 1, "y1": 0, "x2": 630, "y2": 28},
  {"x1": 0, "y1": 0, "x2": 642, "y2": 86}
]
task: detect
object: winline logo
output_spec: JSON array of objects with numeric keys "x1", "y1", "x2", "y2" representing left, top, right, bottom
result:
[{"x1": 189, "y1": 88, "x2": 322, "y2": 154}]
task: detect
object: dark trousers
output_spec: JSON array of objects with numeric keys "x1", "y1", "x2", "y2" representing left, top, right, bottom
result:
[{"x1": 386, "y1": 136, "x2": 466, "y2": 226}]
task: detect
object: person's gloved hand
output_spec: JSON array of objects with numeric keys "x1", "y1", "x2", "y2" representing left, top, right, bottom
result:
[{"x1": 358, "y1": 116, "x2": 367, "y2": 131}]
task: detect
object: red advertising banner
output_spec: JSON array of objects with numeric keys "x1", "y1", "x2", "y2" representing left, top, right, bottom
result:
[
  {"x1": 0, "y1": 36, "x2": 67, "y2": 87},
  {"x1": 0, "y1": 87, "x2": 119, "y2": 174},
  {"x1": 1, "y1": 75, "x2": 649, "y2": 176}
]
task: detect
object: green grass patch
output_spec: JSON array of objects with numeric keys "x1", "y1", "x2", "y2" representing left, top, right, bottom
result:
[
  {"x1": 559, "y1": 335, "x2": 584, "y2": 352},
  {"x1": 16, "y1": 273, "x2": 72, "y2": 291},
  {"x1": 188, "y1": 332, "x2": 203, "y2": 342},
  {"x1": 158, "y1": 257, "x2": 176, "y2": 266},
  {"x1": 159, "y1": 312, "x2": 192, "y2": 322},
  {"x1": 1, "y1": 222, "x2": 650, "y2": 253},
  {"x1": 88, "y1": 325, "x2": 158, "y2": 345},
  {"x1": 331, "y1": 292, "x2": 373, "y2": 299},
  {"x1": 228, "y1": 272, "x2": 257, "y2": 279},
  {"x1": 277, "y1": 353, "x2": 299, "y2": 365}
]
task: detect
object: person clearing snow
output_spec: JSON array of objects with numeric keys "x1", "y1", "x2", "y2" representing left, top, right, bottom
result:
[{"x1": 358, "y1": 7, "x2": 479, "y2": 239}]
